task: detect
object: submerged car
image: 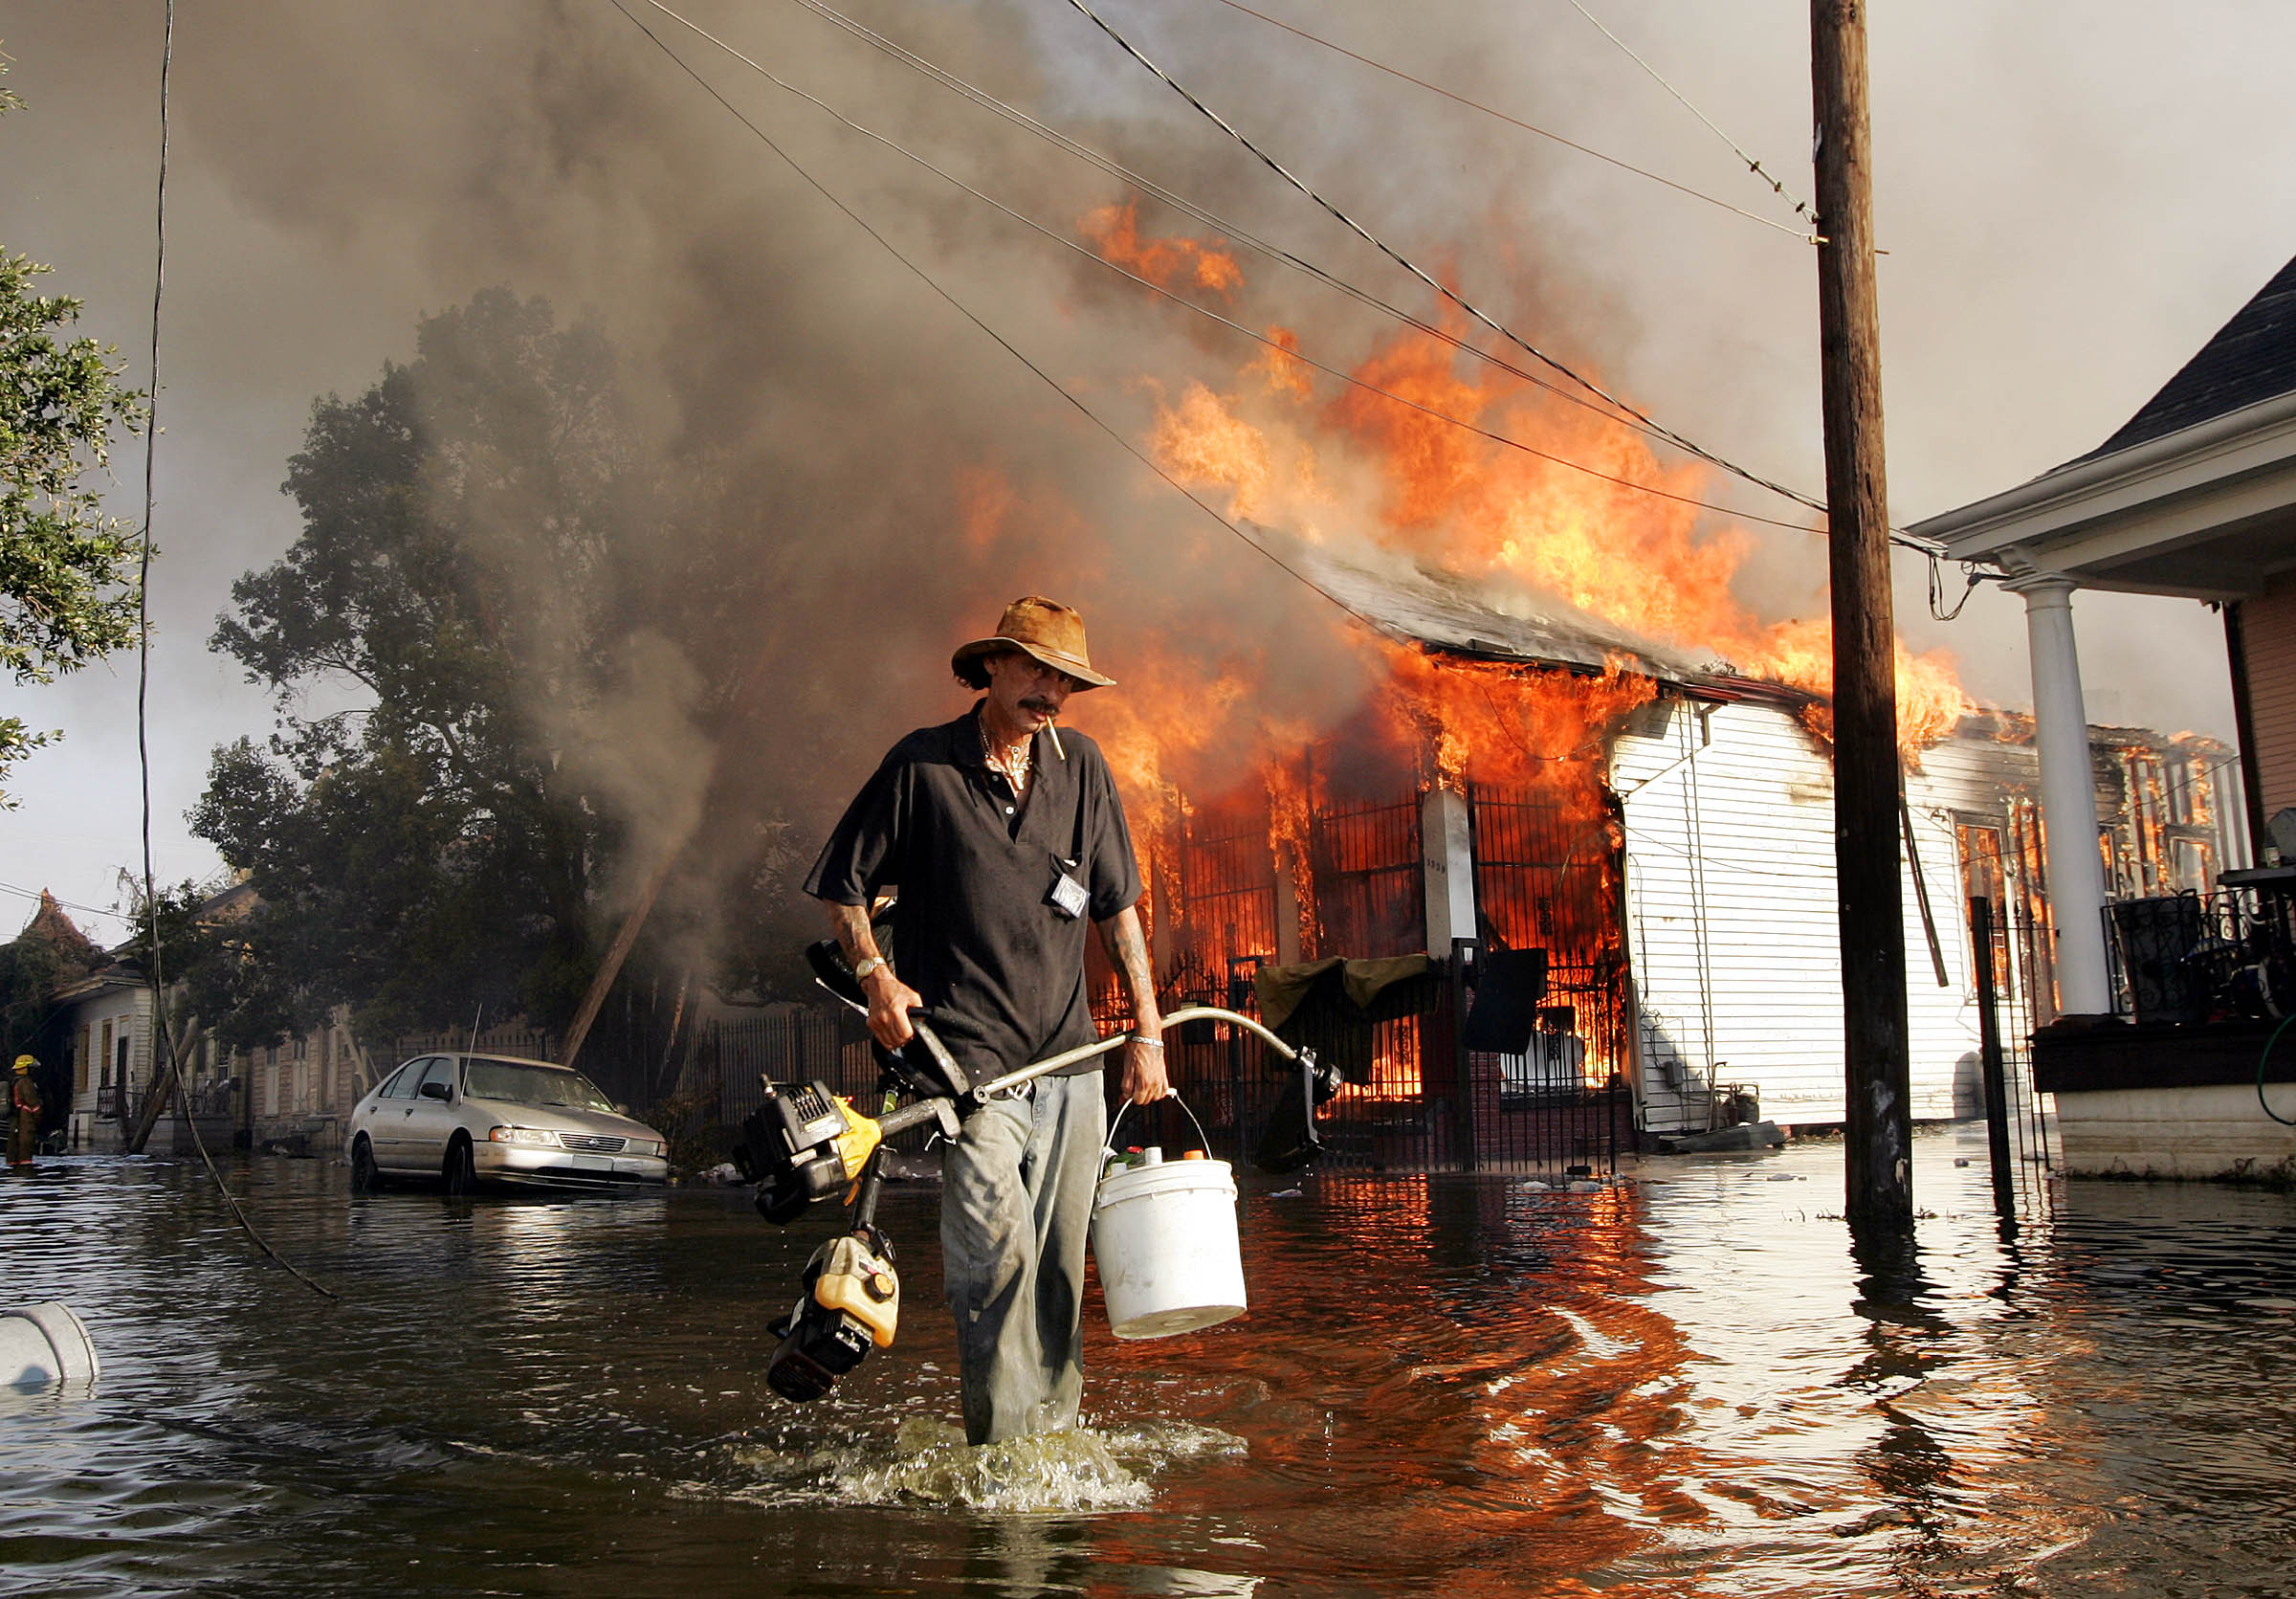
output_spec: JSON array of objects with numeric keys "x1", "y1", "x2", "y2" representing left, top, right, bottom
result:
[{"x1": 345, "y1": 1052, "x2": 670, "y2": 1194}]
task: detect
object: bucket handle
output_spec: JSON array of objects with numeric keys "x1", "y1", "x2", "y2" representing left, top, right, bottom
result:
[{"x1": 1104, "y1": 1090, "x2": 1215, "y2": 1167}]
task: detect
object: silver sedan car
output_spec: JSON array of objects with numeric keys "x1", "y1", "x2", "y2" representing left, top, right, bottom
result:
[{"x1": 346, "y1": 1052, "x2": 670, "y2": 1194}]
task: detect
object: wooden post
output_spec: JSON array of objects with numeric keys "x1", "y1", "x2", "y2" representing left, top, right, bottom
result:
[
  {"x1": 1968, "y1": 896, "x2": 2019, "y2": 1223},
  {"x1": 559, "y1": 850, "x2": 678, "y2": 1072},
  {"x1": 1812, "y1": 0, "x2": 1912, "y2": 1229}
]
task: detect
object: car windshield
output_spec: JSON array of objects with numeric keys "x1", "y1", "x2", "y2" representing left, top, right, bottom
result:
[{"x1": 461, "y1": 1061, "x2": 616, "y2": 1114}]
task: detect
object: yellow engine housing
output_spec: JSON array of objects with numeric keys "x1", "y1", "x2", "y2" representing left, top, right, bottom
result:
[{"x1": 811, "y1": 1233, "x2": 900, "y2": 1348}]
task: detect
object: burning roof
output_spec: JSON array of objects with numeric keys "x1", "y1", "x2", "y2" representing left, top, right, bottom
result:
[{"x1": 1245, "y1": 522, "x2": 1707, "y2": 685}]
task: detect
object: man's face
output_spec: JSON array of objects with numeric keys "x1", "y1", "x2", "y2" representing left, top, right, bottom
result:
[{"x1": 983, "y1": 650, "x2": 1077, "y2": 731}]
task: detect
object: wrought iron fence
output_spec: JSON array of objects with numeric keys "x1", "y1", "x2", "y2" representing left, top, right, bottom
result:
[
  {"x1": 2105, "y1": 885, "x2": 2296, "y2": 1024},
  {"x1": 1148, "y1": 946, "x2": 1626, "y2": 1177},
  {"x1": 1970, "y1": 895, "x2": 2057, "y2": 1218}
]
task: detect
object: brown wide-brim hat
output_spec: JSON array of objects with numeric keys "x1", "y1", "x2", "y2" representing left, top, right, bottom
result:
[{"x1": 951, "y1": 595, "x2": 1115, "y2": 691}]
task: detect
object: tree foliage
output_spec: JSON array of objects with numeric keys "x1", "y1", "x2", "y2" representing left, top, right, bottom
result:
[
  {"x1": 0, "y1": 56, "x2": 149, "y2": 802},
  {"x1": 0, "y1": 892, "x2": 101, "y2": 1122},
  {"x1": 131, "y1": 877, "x2": 305, "y2": 1061},
  {"x1": 195, "y1": 290, "x2": 779, "y2": 1053}
]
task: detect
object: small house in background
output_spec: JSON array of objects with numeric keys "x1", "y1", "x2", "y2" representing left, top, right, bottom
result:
[
  {"x1": 1914, "y1": 248, "x2": 2296, "y2": 1182},
  {"x1": 42, "y1": 877, "x2": 388, "y2": 1157},
  {"x1": 1083, "y1": 541, "x2": 2247, "y2": 1166}
]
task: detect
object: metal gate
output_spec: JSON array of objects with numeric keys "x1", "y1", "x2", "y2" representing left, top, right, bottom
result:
[
  {"x1": 1968, "y1": 895, "x2": 2057, "y2": 1218},
  {"x1": 1464, "y1": 784, "x2": 1633, "y2": 1172}
]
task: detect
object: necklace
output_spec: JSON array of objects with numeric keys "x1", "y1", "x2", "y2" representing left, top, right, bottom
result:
[{"x1": 979, "y1": 714, "x2": 1033, "y2": 792}]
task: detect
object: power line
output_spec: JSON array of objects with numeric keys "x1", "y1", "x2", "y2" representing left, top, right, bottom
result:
[
  {"x1": 782, "y1": 0, "x2": 1941, "y2": 557},
  {"x1": 608, "y1": 0, "x2": 1387, "y2": 640},
  {"x1": 644, "y1": 0, "x2": 1824, "y2": 533},
  {"x1": 1562, "y1": 0, "x2": 1818, "y2": 233},
  {"x1": 783, "y1": 0, "x2": 1780, "y2": 481},
  {"x1": 0, "y1": 879, "x2": 128, "y2": 925},
  {"x1": 1199, "y1": 0, "x2": 1813, "y2": 240},
  {"x1": 135, "y1": 0, "x2": 171, "y2": 1018},
  {"x1": 132, "y1": 0, "x2": 338, "y2": 1303},
  {"x1": 1057, "y1": 0, "x2": 1836, "y2": 521}
]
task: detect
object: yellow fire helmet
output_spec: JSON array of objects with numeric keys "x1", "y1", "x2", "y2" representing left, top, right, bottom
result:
[{"x1": 11, "y1": 1055, "x2": 32, "y2": 1073}]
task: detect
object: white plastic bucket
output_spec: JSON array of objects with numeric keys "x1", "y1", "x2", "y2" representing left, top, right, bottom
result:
[
  {"x1": 1092, "y1": 1151, "x2": 1247, "y2": 1340},
  {"x1": 1, "y1": 1302, "x2": 99, "y2": 1389}
]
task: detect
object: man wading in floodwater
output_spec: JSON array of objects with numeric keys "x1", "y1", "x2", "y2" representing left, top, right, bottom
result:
[{"x1": 806, "y1": 595, "x2": 1165, "y2": 1446}]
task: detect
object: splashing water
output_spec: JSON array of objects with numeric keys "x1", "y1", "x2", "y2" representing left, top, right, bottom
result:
[{"x1": 726, "y1": 1413, "x2": 1247, "y2": 1515}]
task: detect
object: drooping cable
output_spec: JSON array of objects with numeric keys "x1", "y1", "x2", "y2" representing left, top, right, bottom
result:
[
  {"x1": 1057, "y1": 0, "x2": 1836, "y2": 521},
  {"x1": 1200, "y1": 0, "x2": 1812, "y2": 240},
  {"x1": 1562, "y1": 0, "x2": 1817, "y2": 233},
  {"x1": 772, "y1": 0, "x2": 1807, "y2": 503},
  {"x1": 131, "y1": 0, "x2": 338, "y2": 1303},
  {"x1": 133, "y1": 3, "x2": 170, "y2": 1083},
  {"x1": 607, "y1": 0, "x2": 1387, "y2": 639},
  {"x1": 640, "y1": 0, "x2": 1823, "y2": 533},
  {"x1": 0, "y1": 879, "x2": 129, "y2": 926},
  {"x1": 778, "y1": 0, "x2": 1941, "y2": 557},
  {"x1": 1927, "y1": 552, "x2": 1984, "y2": 623}
]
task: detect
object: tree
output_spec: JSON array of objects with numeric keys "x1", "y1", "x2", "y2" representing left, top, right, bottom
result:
[
  {"x1": 0, "y1": 54, "x2": 148, "y2": 802},
  {"x1": 195, "y1": 290, "x2": 778, "y2": 1068},
  {"x1": 130, "y1": 876, "x2": 302, "y2": 1061},
  {"x1": 0, "y1": 891, "x2": 101, "y2": 1129}
]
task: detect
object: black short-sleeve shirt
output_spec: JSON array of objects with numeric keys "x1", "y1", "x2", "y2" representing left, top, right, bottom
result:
[{"x1": 804, "y1": 706, "x2": 1142, "y2": 1079}]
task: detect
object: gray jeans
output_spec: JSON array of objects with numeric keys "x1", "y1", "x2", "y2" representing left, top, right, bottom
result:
[{"x1": 939, "y1": 1071, "x2": 1107, "y2": 1446}]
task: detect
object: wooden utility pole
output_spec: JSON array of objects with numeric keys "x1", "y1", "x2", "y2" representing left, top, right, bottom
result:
[{"x1": 1812, "y1": 0, "x2": 1912, "y2": 1229}]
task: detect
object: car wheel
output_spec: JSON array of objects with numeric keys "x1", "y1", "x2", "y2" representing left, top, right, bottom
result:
[
  {"x1": 443, "y1": 1135, "x2": 477, "y2": 1196},
  {"x1": 350, "y1": 1136, "x2": 383, "y2": 1193}
]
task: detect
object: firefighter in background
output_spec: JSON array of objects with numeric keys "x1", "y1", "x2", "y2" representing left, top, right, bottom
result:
[{"x1": 10, "y1": 1055, "x2": 42, "y2": 1166}]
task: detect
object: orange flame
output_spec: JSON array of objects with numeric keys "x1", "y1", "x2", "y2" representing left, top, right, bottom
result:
[
  {"x1": 1147, "y1": 322, "x2": 1973, "y2": 753},
  {"x1": 1078, "y1": 198, "x2": 1244, "y2": 297}
]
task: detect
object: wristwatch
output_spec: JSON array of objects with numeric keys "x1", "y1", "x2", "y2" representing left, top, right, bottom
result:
[{"x1": 851, "y1": 955, "x2": 889, "y2": 984}]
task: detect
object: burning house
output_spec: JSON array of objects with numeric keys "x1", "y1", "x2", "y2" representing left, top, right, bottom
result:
[{"x1": 1067, "y1": 536, "x2": 2246, "y2": 1166}]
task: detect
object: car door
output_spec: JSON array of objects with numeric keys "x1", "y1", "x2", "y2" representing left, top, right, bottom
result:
[
  {"x1": 399, "y1": 1056, "x2": 465, "y2": 1175},
  {"x1": 371, "y1": 1056, "x2": 437, "y2": 1171}
]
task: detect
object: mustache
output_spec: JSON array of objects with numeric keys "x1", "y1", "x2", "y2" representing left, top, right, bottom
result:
[{"x1": 1020, "y1": 697, "x2": 1059, "y2": 714}]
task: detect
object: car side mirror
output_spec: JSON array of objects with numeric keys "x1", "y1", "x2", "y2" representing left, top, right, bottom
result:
[{"x1": 418, "y1": 1081, "x2": 452, "y2": 1101}]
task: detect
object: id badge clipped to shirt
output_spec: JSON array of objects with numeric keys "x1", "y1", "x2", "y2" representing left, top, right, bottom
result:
[{"x1": 1046, "y1": 855, "x2": 1090, "y2": 921}]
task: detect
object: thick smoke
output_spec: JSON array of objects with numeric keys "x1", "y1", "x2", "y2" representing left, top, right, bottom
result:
[
  {"x1": 140, "y1": 0, "x2": 1710, "y2": 977},
  {"x1": 14, "y1": 0, "x2": 2255, "y2": 982}
]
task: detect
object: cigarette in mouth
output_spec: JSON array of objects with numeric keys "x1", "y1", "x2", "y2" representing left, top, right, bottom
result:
[{"x1": 1047, "y1": 717, "x2": 1065, "y2": 760}]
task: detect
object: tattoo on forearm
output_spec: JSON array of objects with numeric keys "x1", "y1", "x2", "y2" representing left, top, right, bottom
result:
[
  {"x1": 1101, "y1": 910, "x2": 1157, "y2": 1018},
  {"x1": 828, "y1": 902, "x2": 878, "y2": 968}
]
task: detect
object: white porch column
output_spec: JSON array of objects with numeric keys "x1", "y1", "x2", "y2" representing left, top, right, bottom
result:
[
  {"x1": 2007, "y1": 574, "x2": 2113, "y2": 1014},
  {"x1": 1421, "y1": 787, "x2": 1477, "y2": 957}
]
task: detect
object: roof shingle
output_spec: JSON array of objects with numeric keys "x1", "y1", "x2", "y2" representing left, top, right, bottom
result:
[{"x1": 2086, "y1": 252, "x2": 2296, "y2": 459}]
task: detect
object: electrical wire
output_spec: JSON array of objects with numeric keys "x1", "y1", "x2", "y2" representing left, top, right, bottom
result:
[
  {"x1": 652, "y1": 0, "x2": 1825, "y2": 532},
  {"x1": 1057, "y1": 0, "x2": 1844, "y2": 524},
  {"x1": 779, "y1": 0, "x2": 1941, "y2": 554},
  {"x1": 2257, "y1": 1012, "x2": 2296, "y2": 1126},
  {"x1": 661, "y1": 1, "x2": 1827, "y2": 537},
  {"x1": 130, "y1": 0, "x2": 338, "y2": 1304},
  {"x1": 1928, "y1": 553, "x2": 1985, "y2": 622},
  {"x1": 607, "y1": 0, "x2": 1387, "y2": 641},
  {"x1": 132, "y1": 0, "x2": 171, "y2": 1118},
  {"x1": 0, "y1": 879, "x2": 129, "y2": 926},
  {"x1": 1561, "y1": 0, "x2": 1817, "y2": 233},
  {"x1": 770, "y1": 0, "x2": 1819, "y2": 520},
  {"x1": 1199, "y1": 0, "x2": 1813, "y2": 240}
]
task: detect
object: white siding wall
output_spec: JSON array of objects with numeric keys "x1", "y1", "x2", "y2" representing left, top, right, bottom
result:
[{"x1": 1614, "y1": 700, "x2": 1982, "y2": 1132}]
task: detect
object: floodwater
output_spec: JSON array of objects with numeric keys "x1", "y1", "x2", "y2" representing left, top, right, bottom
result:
[{"x1": 3, "y1": 1127, "x2": 2294, "y2": 1598}]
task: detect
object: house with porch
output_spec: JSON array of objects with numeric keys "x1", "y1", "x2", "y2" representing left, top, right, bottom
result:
[
  {"x1": 1083, "y1": 536, "x2": 2245, "y2": 1165},
  {"x1": 1910, "y1": 250, "x2": 2296, "y2": 1182}
]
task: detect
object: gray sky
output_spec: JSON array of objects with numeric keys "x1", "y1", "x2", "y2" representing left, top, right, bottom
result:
[{"x1": 3, "y1": 0, "x2": 2289, "y2": 944}]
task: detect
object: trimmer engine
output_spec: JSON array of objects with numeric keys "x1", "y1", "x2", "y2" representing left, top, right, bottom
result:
[
  {"x1": 740, "y1": 950, "x2": 1335, "y2": 1404},
  {"x1": 766, "y1": 1230, "x2": 902, "y2": 1401},
  {"x1": 735, "y1": 1078, "x2": 960, "y2": 1225}
]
